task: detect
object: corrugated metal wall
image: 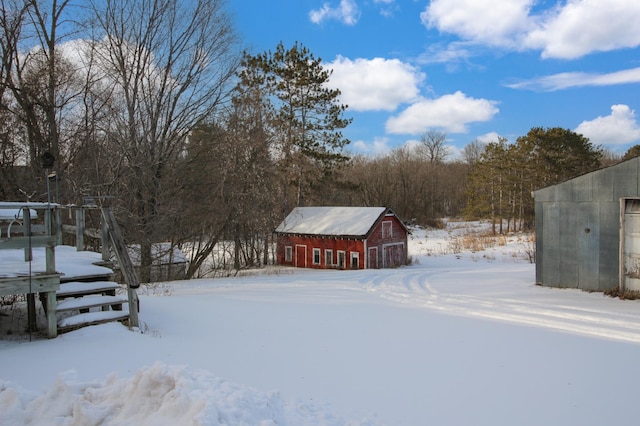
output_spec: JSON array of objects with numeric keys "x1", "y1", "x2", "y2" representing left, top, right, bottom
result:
[{"x1": 534, "y1": 156, "x2": 640, "y2": 291}]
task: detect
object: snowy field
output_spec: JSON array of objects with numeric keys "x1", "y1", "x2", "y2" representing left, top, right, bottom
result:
[{"x1": 2, "y1": 222, "x2": 640, "y2": 425}]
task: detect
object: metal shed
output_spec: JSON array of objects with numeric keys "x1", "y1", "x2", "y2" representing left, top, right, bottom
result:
[{"x1": 533, "y1": 156, "x2": 640, "y2": 292}]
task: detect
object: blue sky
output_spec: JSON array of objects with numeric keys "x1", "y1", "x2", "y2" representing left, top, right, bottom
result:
[{"x1": 230, "y1": 0, "x2": 640, "y2": 158}]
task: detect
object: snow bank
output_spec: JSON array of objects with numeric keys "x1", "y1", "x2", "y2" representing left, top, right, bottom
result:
[{"x1": 0, "y1": 363, "x2": 365, "y2": 426}]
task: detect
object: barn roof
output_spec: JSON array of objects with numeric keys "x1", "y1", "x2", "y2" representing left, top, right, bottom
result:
[{"x1": 275, "y1": 206, "x2": 391, "y2": 237}]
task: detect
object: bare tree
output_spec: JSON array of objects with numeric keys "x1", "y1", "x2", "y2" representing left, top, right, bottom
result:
[
  {"x1": 418, "y1": 130, "x2": 449, "y2": 163},
  {"x1": 462, "y1": 139, "x2": 485, "y2": 165},
  {"x1": 0, "y1": 0, "x2": 78, "y2": 200},
  {"x1": 88, "y1": 0, "x2": 240, "y2": 282}
]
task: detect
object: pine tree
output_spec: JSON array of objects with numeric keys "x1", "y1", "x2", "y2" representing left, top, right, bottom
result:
[{"x1": 236, "y1": 41, "x2": 352, "y2": 211}]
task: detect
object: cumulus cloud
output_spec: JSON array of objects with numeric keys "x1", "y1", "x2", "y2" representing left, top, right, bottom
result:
[
  {"x1": 385, "y1": 91, "x2": 499, "y2": 135},
  {"x1": 309, "y1": 0, "x2": 360, "y2": 25},
  {"x1": 575, "y1": 105, "x2": 640, "y2": 146},
  {"x1": 421, "y1": 0, "x2": 640, "y2": 59},
  {"x1": 506, "y1": 67, "x2": 640, "y2": 92},
  {"x1": 326, "y1": 56, "x2": 424, "y2": 111},
  {"x1": 421, "y1": 0, "x2": 533, "y2": 48},
  {"x1": 525, "y1": 0, "x2": 640, "y2": 59}
]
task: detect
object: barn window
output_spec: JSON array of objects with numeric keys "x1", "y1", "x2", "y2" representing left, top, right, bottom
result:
[
  {"x1": 313, "y1": 248, "x2": 321, "y2": 265},
  {"x1": 350, "y1": 252, "x2": 359, "y2": 269},
  {"x1": 325, "y1": 249, "x2": 333, "y2": 266},
  {"x1": 382, "y1": 221, "x2": 393, "y2": 239},
  {"x1": 285, "y1": 246, "x2": 292, "y2": 262},
  {"x1": 337, "y1": 251, "x2": 346, "y2": 269}
]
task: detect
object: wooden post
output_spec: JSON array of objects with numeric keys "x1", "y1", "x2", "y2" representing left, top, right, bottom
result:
[
  {"x1": 55, "y1": 208, "x2": 63, "y2": 245},
  {"x1": 46, "y1": 290, "x2": 57, "y2": 338},
  {"x1": 102, "y1": 216, "x2": 110, "y2": 262},
  {"x1": 23, "y1": 208, "x2": 31, "y2": 261},
  {"x1": 76, "y1": 209, "x2": 84, "y2": 251}
]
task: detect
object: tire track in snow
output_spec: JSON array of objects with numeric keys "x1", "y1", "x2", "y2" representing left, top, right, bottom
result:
[{"x1": 362, "y1": 264, "x2": 640, "y2": 344}]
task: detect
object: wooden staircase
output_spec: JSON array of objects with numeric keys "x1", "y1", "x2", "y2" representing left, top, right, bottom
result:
[
  {"x1": 53, "y1": 206, "x2": 140, "y2": 333},
  {"x1": 55, "y1": 279, "x2": 130, "y2": 332}
]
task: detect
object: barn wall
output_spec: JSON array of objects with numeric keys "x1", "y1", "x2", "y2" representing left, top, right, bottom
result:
[
  {"x1": 276, "y1": 234, "x2": 365, "y2": 269},
  {"x1": 366, "y1": 215, "x2": 408, "y2": 268},
  {"x1": 534, "y1": 156, "x2": 640, "y2": 291}
]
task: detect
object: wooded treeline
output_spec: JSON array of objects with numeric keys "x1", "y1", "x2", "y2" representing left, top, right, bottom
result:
[{"x1": 0, "y1": 0, "x2": 633, "y2": 278}]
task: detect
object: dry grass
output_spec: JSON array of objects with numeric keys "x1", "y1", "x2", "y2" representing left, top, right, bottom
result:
[
  {"x1": 449, "y1": 230, "x2": 508, "y2": 253},
  {"x1": 423, "y1": 223, "x2": 536, "y2": 263},
  {"x1": 604, "y1": 288, "x2": 640, "y2": 300}
]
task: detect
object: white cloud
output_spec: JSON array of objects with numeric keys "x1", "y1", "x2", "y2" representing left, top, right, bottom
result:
[
  {"x1": 352, "y1": 136, "x2": 393, "y2": 155},
  {"x1": 575, "y1": 105, "x2": 640, "y2": 146},
  {"x1": 327, "y1": 56, "x2": 424, "y2": 111},
  {"x1": 309, "y1": 0, "x2": 360, "y2": 25},
  {"x1": 506, "y1": 67, "x2": 640, "y2": 92},
  {"x1": 417, "y1": 41, "x2": 473, "y2": 66},
  {"x1": 525, "y1": 0, "x2": 640, "y2": 59},
  {"x1": 421, "y1": 0, "x2": 640, "y2": 59},
  {"x1": 385, "y1": 91, "x2": 499, "y2": 134},
  {"x1": 476, "y1": 132, "x2": 503, "y2": 144},
  {"x1": 421, "y1": 0, "x2": 533, "y2": 48}
]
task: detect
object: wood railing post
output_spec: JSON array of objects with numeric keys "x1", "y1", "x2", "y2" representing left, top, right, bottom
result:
[
  {"x1": 23, "y1": 208, "x2": 31, "y2": 262},
  {"x1": 101, "y1": 206, "x2": 140, "y2": 328},
  {"x1": 76, "y1": 208, "x2": 84, "y2": 251},
  {"x1": 55, "y1": 208, "x2": 63, "y2": 245},
  {"x1": 102, "y1": 215, "x2": 110, "y2": 262}
]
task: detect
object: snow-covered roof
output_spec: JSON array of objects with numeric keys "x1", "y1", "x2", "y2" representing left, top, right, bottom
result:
[{"x1": 275, "y1": 207, "x2": 388, "y2": 237}]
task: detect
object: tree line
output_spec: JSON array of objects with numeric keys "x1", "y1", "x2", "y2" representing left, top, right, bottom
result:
[{"x1": 0, "y1": 0, "x2": 632, "y2": 278}]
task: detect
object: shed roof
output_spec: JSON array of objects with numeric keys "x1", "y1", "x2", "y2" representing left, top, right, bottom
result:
[{"x1": 275, "y1": 206, "x2": 390, "y2": 237}]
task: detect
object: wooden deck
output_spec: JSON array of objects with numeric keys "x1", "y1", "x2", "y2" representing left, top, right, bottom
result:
[{"x1": 0, "y1": 202, "x2": 139, "y2": 339}]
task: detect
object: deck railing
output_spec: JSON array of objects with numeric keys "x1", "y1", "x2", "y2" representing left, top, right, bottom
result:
[
  {"x1": 0, "y1": 200, "x2": 139, "y2": 336},
  {"x1": 0, "y1": 202, "x2": 60, "y2": 337}
]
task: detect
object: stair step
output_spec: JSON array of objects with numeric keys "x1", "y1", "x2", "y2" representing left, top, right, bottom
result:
[
  {"x1": 58, "y1": 309, "x2": 130, "y2": 330},
  {"x1": 57, "y1": 294, "x2": 128, "y2": 312},
  {"x1": 60, "y1": 273, "x2": 114, "y2": 284},
  {"x1": 57, "y1": 281, "x2": 120, "y2": 298}
]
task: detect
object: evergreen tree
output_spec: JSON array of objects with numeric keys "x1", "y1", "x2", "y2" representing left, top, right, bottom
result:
[
  {"x1": 623, "y1": 145, "x2": 640, "y2": 161},
  {"x1": 516, "y1": 127, "x2": 602, "y2": 187},
  {"x1": 236, "y1": 41, "x2": 352, "y2": 211}
]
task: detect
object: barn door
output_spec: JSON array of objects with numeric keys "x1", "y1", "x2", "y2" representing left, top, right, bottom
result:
[
  {"x1": 383, "y1": 243, "x2": 404, "y2": 268},
  {"x1": 368, "y1": 247, "x2": 378, "y2": 269},
  {"x1": 295, "y1": 245, "x2": 307, "y2": 268},
  {"x1": 621, "y1": 198, "x2": 640, "y2": 291}
]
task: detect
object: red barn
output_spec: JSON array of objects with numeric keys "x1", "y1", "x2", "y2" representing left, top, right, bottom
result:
[{"x1": 275, "y1": 207, "x2": 409, "y2": 269}]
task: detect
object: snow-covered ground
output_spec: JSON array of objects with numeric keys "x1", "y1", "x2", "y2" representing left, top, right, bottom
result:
[{"x1": 2, "y1": 222, "x2": 640, "y2": 425}]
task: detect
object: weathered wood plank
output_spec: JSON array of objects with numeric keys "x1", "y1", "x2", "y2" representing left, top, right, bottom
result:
[
  {"x1": 58, "y1": 310, "x2": 130, "y2": 330},
  {"x1": 0, "y1": 274, "x2": 60, "y2": 296},
  {"x1": 57, "y1": 294, "x2": 128, "y2": 312},
  {"x1": 57, "y1": 281, "x2": 120, "y2": 298}
]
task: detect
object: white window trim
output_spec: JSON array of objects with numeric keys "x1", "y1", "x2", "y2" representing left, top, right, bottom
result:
[
  {"x1": 350, "y1": 251, "x2": 359, "y2": 269},
  {"x1": 325, "y1": 249, "x2": 333, "y2": 266}
]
